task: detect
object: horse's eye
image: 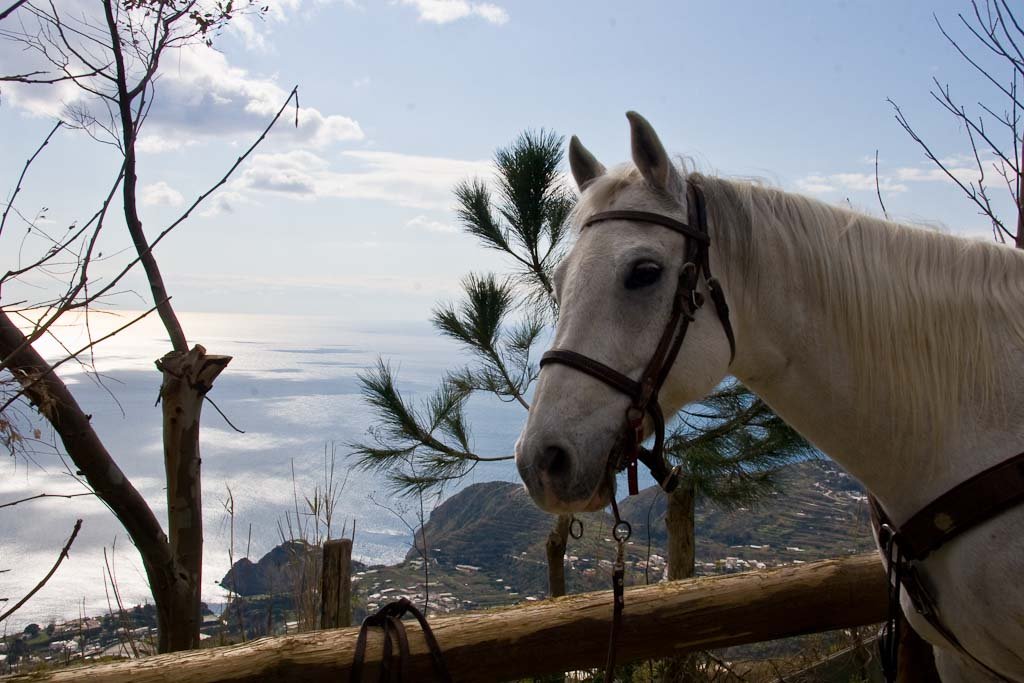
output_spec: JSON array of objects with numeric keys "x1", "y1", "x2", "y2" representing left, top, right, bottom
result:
[{"x1": 624, "y1": 261, "x2": 662, "y2": 290}]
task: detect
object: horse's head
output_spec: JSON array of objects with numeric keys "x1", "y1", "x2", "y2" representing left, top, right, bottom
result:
[{"x1": 515, "y1": 112, "x2": 735, "y2": 513}]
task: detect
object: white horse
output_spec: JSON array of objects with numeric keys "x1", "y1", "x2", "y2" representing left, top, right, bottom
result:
[{"x1": 515, "y1": 112, "x2": 1024, "y2": 682}]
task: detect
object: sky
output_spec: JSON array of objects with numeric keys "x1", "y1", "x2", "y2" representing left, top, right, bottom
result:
[
  {"x1": 0, "y1": 0, "x2": 1021, "y2": 628},
  {"x1": 2, "y1": 0, "x2": 1019, "y2": 323}
]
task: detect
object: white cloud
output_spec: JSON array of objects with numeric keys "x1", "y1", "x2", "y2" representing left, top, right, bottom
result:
[
  {"x1": 399, "y1": 0, "x2": 509, "y2": 25},
  {"x1": 796, "y1": 172, "x2": 908, "y2": 195},
  {"x1": 182, "y1": 270, "x2": 462, "y2": 298},
  {"x1": 200, "y1": 190, "x2": 252, "y2": 217},
  {"x1": 136, "y1": 135, "x2": 197, "y2": 154},
  {"x1": 472, "y1": 3, "x2": 509, "y2": 24},
  {"x1": 226, "y1": 0, "x2": 332, "y2": 52},
  {"x1": 140, "y1": 181, "x2": 185, "y2": 207},
  {"x1": 794, "y1": 175, "x2": 838, "y2": 195},
  {"x1": 2, "y1": 33, "x2": 362, "y2": 153},
  {"x1": 892, "y1": 166, "x2": 980, "y2": 184},
  {"x1": 407, "y1": 215, "x2": 456, "y2": 233},
  {"x1": 234, "y1": 148, "x2": 492, "y2": 209},
  {"x1": 795, "y1": 162, "x2": 982, "y2": 197},
  {"x1": 352, "y1": 76, "x2": 372, "y2": 88},
  {"x1": 936, "y1": 152, "x2": 985, "y2": 168},
  {"x1": 144, "y1": 45, "x2": 363, "y2": 150}
]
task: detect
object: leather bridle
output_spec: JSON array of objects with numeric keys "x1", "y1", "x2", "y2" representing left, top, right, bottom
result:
[{"x1": 539, "y1": 182, "x2": 736, "y2": 497}]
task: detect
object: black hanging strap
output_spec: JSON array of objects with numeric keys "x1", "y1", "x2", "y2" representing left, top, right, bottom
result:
[{"x1": 351, "y1": 598, "x2": 452, "y2": 683}]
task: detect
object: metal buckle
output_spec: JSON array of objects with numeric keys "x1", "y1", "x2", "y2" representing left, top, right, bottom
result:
[
  {"x1": 612, "y1": 520, "x2": 632, "y2": 543},
  {"x1": 660, "y1": 464, "x2": 682, "y2": 493}
]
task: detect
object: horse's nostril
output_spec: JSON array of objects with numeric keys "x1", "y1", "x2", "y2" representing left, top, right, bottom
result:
[{"x1": 537, "y1": 445, "x2": 571, "y2": 477}]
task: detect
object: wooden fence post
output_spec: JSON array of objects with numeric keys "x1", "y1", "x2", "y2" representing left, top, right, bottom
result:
[{"x1": 320, "y1": 539, "x2": 353, "y2": 629}]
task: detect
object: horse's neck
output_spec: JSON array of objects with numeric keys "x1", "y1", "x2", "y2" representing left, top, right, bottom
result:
[{"x1": 718, "y1": 193, "x2": 1024, "y2": 523}]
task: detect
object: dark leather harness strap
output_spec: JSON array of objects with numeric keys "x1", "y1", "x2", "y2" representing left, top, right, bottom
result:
[
  {"x1": 870, "y1": 452, "x2": 1024, "y2": 681},
  {"x1": 584, "y1": 209, "x2": 711, "y2": 244},
  {"x1": 898, "y1": 449, "x2": 1024, "y2": 561},
  {"x1": 351, "y1": 598, "x2": 452, "y2": 683},
  {"x1": 540, "y1": 349, "x2": 642, "y2": 398}
]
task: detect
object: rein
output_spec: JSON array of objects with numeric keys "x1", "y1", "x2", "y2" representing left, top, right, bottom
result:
[
  {"x1": 540, "y1": 183, "x2": 736, "y2": 497},
  {"x1": 350, "y1": 597, "x2": 452, "y2": 683}
]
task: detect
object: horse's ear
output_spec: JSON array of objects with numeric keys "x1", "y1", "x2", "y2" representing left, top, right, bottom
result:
[
  {"x1": 627, "y1": 111, "x2": 684, "y2": 197},
  {"x1": 569, "y1": 135, "x2": 605, "y2": 190}
]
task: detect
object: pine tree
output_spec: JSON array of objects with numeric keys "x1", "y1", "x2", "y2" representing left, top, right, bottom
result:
[{"x1": 351, "y1": 130, "x2": 575, "y2": 595}]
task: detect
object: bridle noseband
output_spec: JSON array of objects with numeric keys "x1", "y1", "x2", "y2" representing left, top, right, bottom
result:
[{"x1": 539, "y1": 183, "x2": 736, "y2": 496}]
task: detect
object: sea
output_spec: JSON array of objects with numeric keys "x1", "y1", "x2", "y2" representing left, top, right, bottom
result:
[{"x1": 0, "y1": 310, "x2": 530, "y2": 631}]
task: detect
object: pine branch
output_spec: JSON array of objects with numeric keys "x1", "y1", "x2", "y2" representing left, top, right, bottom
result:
[
  {"x1": 454, "y1": 180, "x2": 514, "y2": 254},
  {"x1": 432, "y1": 273, "x2": 531, "y2": 409},
  {"x1": 666, "y1": 381, "x2": 815, "y2": 509},
  {"x1": 350, "y1": 361, "x2": 511, "y2": 496}
]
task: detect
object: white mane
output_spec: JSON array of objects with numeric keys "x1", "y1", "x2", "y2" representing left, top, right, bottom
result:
[{"x1": 574, "y1": 163, "x2": 1024, "y2": 441}]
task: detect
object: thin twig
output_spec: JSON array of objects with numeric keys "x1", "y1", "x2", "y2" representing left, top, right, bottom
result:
[
  {"x1": 874, "y1": 150, "x2": 890, "y2": 220},
  {"x1": 0, "y1": 518, "x2": 82, "y2": 622},
  {"x1": 0, "y1": 491, "x2": 94, "y2": 510},
  {"x1": 889, "y1": 98, "x2": 1011, "y2": 239},
  {"x1": 205, "y1": 395, "x2": 245, "y2": 433},
  {"x1": 1, "y1": 121, "x2": 62, "y2": 240}
]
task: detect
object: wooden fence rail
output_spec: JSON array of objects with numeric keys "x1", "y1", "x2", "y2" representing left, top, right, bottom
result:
[{"x1": 9, "y1": 554, "x2": 887, "y2": 683}]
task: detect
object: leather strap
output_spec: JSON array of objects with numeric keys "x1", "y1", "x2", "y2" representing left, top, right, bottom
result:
[
  {"x1": 603, "y1": 555, "x2": 625, "y2": 680},
  {"x1": 869, "y1": 447, "x2": 1024, "y2": 683},
  {"x1": 583, "y1": 209, "x2": 710, "y2": 244},
  {"x1": 898, "y1": 450, "x2": 1024, "y2": 561},
  {"x1": 540, "y1": 349, "x2": 642, "y2": 399},
  {"x1": 351, "y1": 598, "x2": 452, "y2": 683}
]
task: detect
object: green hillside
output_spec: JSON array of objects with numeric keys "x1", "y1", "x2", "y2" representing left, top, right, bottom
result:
[{"x1": 223, "y1": 459, "x2": 876, "y2": 614}]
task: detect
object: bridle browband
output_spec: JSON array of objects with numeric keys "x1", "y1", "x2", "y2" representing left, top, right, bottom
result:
[{"x1": 539, "y1": 182, "x2": 736, "y2": 496}]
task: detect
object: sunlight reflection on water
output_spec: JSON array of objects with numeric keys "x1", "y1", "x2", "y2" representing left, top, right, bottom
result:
[{"x1": 2, "y1": 310, "x2": 523, "y2": 628}]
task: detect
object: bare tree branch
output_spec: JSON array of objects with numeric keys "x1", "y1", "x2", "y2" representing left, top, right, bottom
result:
[
  {"x1": 874, "y1": 150, "x2": 889, "y2": 220},
  {"x1": 0, "y1": 0, "x2": 28, "y2": 22},
  {"x1": 0, "y1": 308, "x2": 175, "y2": 584},
  {"x1": 0, "y1": 491, "x2": 94, "y2": 510},
  {"x1": 0, "y1": 120, "x2": 61, "y2": 240},
  {"x1": 889, "y1": 98, "x2": 1013, "y2": 240},
  {"x1": 0, "y1": 304, "x2": 161, "y2": 413}
]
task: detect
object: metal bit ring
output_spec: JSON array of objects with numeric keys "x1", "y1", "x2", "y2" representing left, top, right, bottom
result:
[{"x1": 569, "y1": 516, "x2": 584, "y2": 540}]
